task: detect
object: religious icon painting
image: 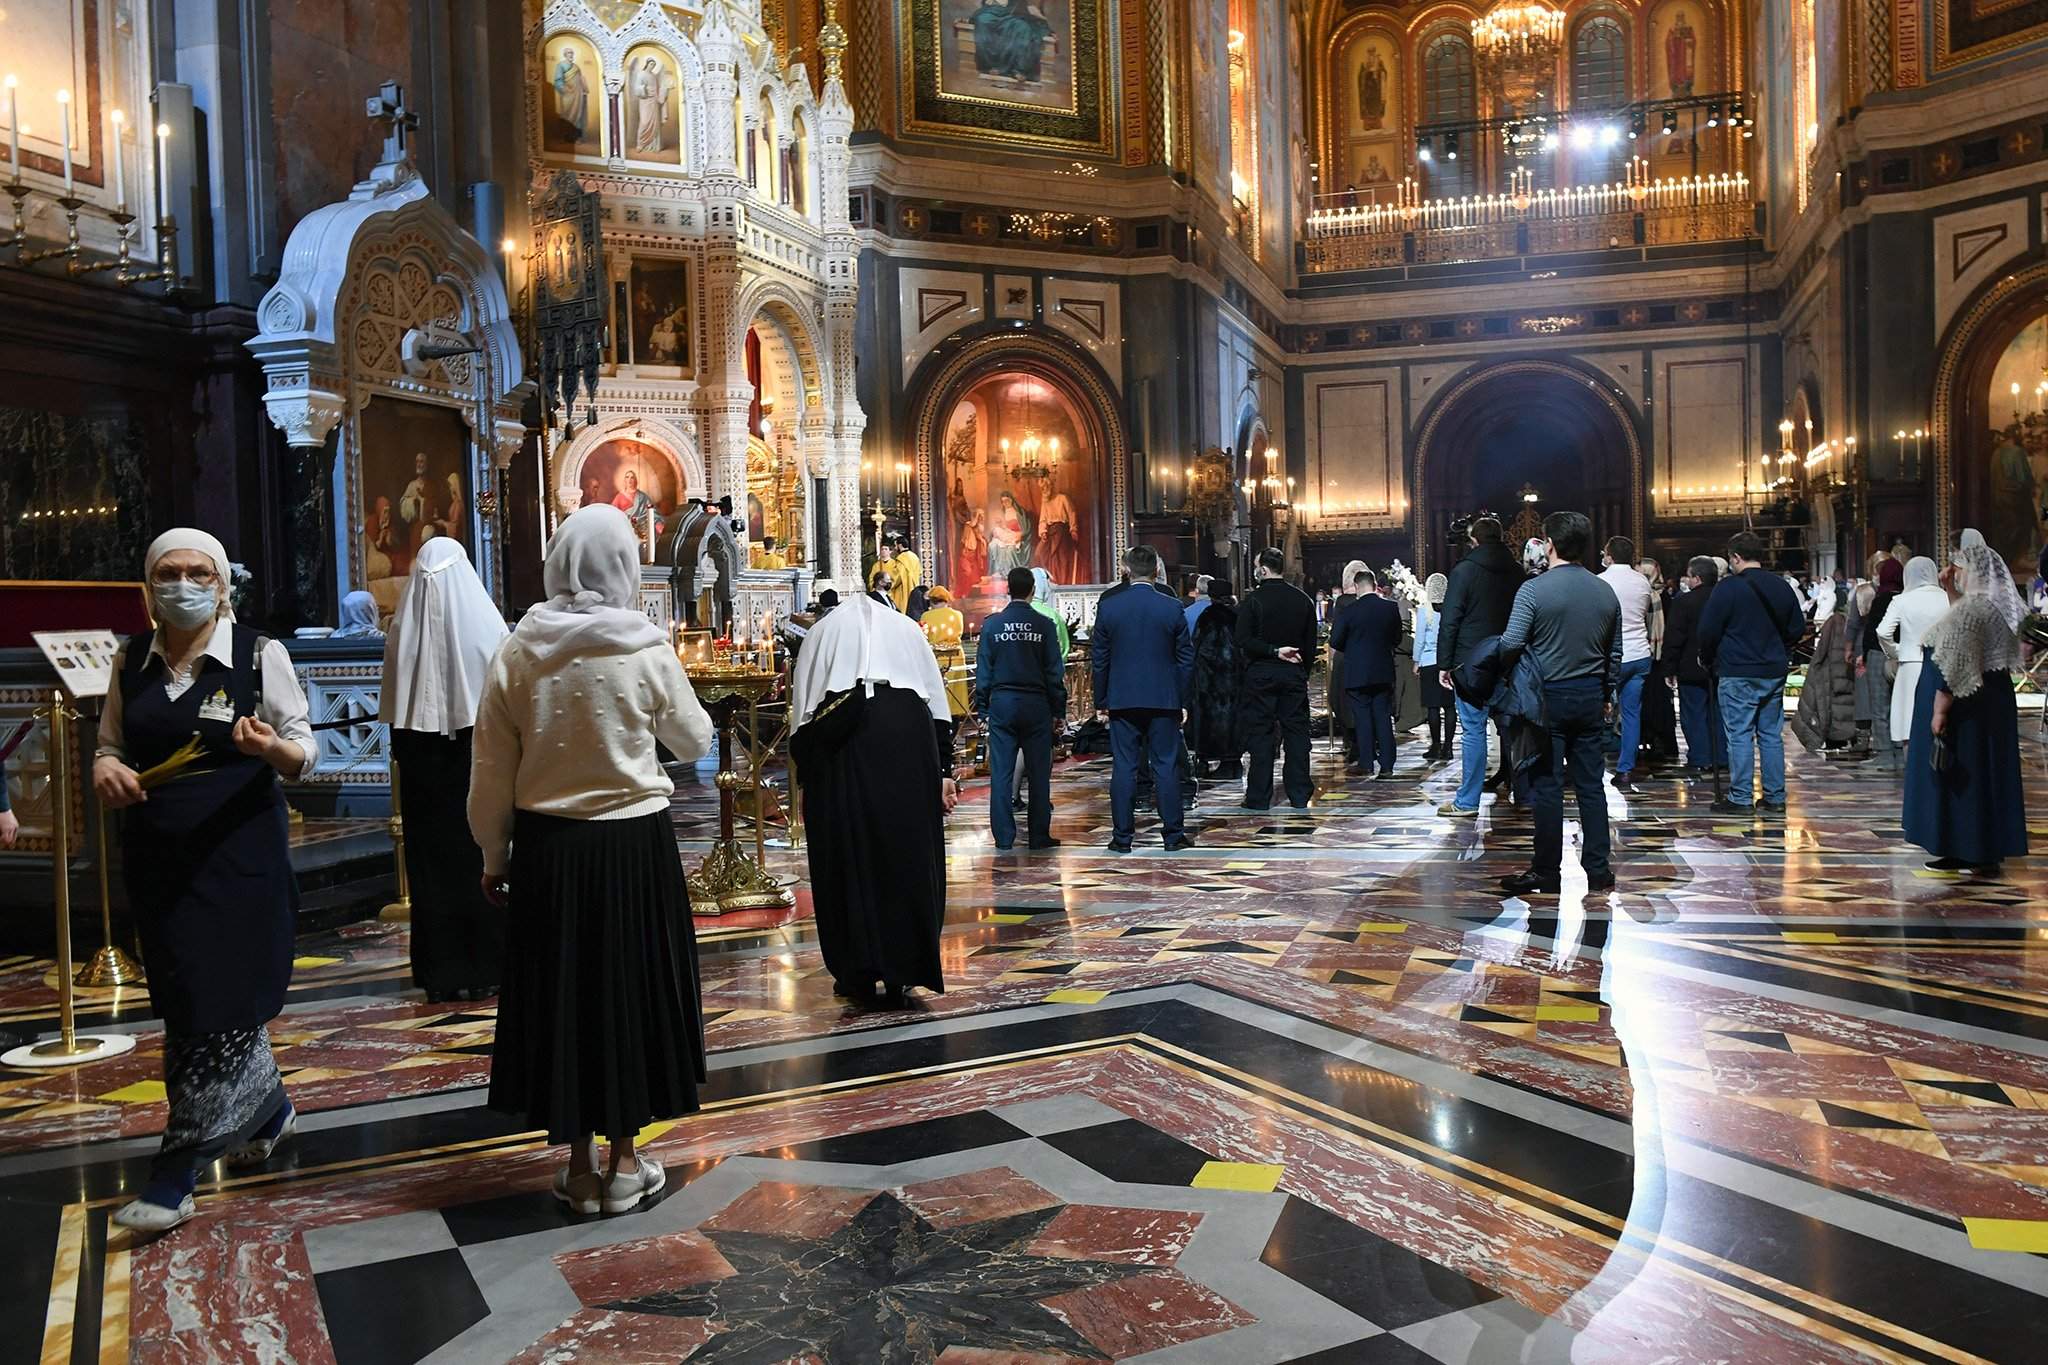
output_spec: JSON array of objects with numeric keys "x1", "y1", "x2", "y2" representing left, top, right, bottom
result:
[
  {"x1": 628, "y1": 259, "x2": 691, "y2": 370},
  {"x1": 622, "y1": 43, "x2": 682, "y2": 165},
  {"x1": 904, "y1": 0, "x2": 1114, "y2": 157},
  {"x1": 566, "y1": 438, "x2": 686, "y2": 552},
  {"x1": 1648, "y1": 1, "x2": 1708, "y2": 101},
  {"x1": 357, "y1": 397, "x2": 474, "y2": 609},
  {"x1": 541, "y1": 33, "x2": 604, "y2": 158},
  {"x1": 1344, "y1": 31, "x2": 1399, "y2": 138},
  {"x1": 1980, "y1": 311, "x2": 2048, "y2": 581}
]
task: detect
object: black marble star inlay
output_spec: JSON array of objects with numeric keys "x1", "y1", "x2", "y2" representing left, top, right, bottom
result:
[{"x1": 608, "y1": 1191, "x2": 1145, "y2": 1361}]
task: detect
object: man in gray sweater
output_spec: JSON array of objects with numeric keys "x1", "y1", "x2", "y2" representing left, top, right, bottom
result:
[{"x1": 1496, "y1": 511, "x2": 1622, "y2": 897}]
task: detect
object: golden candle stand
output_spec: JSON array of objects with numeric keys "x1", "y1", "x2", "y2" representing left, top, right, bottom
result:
[
  {"x1": 2, "y1": 691, "x2": 139, "y2": 1068},
  {"x1": 379, "y1": 758, "x2": 413, "y2": 922},
  {"x1": 684, "y1": 661, "x2": 796, "y2": 914}
]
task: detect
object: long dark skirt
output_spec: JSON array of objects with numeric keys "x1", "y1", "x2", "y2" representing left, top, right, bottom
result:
[
  {"x1": 392, "y1": 727, "x2": 503, "y2": 997},
  {"x1": 801, "y1": 687, "x2": 947, "y2": 995},
  {"x1": 154, "y1": 1026, "x2": 287, "y2": 1181},
  {"x1": 1902, "y1": 662, "x2": 2028, "y2": 866},
  {"x1": 488, "y1": 810, "x2": 706, "y2": 1144}
]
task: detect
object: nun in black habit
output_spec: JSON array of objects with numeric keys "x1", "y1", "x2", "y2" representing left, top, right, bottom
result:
[{"x1": 791, "y1": 590, "x2": 958, "y2": 1008}]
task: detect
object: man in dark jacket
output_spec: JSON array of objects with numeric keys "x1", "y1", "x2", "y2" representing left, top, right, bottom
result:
[
  {"x1": 975, "y1": 567, "x2": 1069, "y2": 851},
  {"x1": 1698, "y1": 530, "x2": 1804, "y2": 817},
  {"x1": 1662, "y1": 556, "x2": 1727, "y2": 777},
  {"x1": 1433, "y1": 516, "x2": 1520, "y2": 816},
  {"x1": 1186, "y1": 578, "x2": 1244, "y2": 779},
  {"x1": 1092, "y1": 546, "x2": 1195, "y2": 851},
  {"x1": 1234, "y1": 547, "x2": 1320, "y2": 809},
  {"x1": 1328, "y1": 567, "x2": 1403, "y2": 777}
]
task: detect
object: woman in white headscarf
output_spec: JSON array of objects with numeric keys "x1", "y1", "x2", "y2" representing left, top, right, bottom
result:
[
  {"x1": 333, "y1": 590, "x2": 383, "y2": 638},
  {"x1": 790, "y1": 588, "x2": 957, "y2": 1009},
  {"x1": 381, "y1": 538, "x2": 508, "y2": 1002},
  {"x1": 92, "y1": 529, "x2": 317, "y2": 1233},
  {"x1": 470, "y1": 505, "x2": 714, "y2": 1215},
  {"x1": 1877, "y1": 556, "x2": 1948, "y2": 751},
  {"x1": 1902, "y1": 542, "x2": 2027, "y2": 875}
]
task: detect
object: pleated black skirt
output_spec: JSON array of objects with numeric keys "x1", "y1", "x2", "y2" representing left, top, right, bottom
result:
[
  {"x1": 487, "y1": 809, "x2": 706, "y2": 1144},
  {"x1": 392, "y1": 727, "x2": 503, "y2": 997}
]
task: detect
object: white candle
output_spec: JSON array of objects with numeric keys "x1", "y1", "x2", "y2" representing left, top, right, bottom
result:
[
  {"x1": 108, "y1": 109, "x2": 125, "y2": 210},
  {"x1": 5, "y1": 76, "x2": 17, "y2": 185},
  {"x1": 155, "y1": 121, "x2": 169, "y2": 223},
  {"x1": 55, "y1": 88, "x2": 72, "y2": 195}
]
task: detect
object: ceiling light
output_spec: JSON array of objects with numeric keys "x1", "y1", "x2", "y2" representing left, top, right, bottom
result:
[{"x1": 1661, "y1": 109, "x2": 1678, "y2": 135}]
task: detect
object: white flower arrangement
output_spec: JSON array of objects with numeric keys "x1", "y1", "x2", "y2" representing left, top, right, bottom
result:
[{"x1": 1383, "y1": 559, "x2": 1426, "y2": 609}]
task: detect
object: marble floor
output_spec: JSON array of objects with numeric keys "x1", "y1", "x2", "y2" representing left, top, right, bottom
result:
[{"x1": 6, "y1": 724, "x2": 2048, "y2": 1364}]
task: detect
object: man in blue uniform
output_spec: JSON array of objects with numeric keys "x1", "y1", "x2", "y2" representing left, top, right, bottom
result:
[{"x1": 975, "y1": 566, "x2": 1068, "y2": 851}]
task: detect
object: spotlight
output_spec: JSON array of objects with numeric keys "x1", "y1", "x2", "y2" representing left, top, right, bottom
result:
[
  {"x1": 1542, "y1": 128, "x2": 1561, "y2": 151},
  {"x1": 1628, "y1": 110, "x2": 1645, "y2": 140},
  {"x1": 1731, "y1": 97, "x2": 1748, "y2": 125},
  {"x1": 1706, "y1": 103, "x2": 1721, "y2": 128},
  {"x1": 1505, "y1": 120, "x2": 1521, "y2": 144},
  {"x1": 1570, "y1": 123, "x2": 1594, "y2": 150},
  {"x1": 1417, "y1": 136, "x2": 1432, "y2": 163},
  {"x1": 1445, "y1": 132, "x2": 1459, "y2": 162},
  {"x1": 1599, "y1": 124, "x2": 1621, "y2": 147},
  {"x1": 1661, "y1": 108, "x2": 1678, "y2": 135}
]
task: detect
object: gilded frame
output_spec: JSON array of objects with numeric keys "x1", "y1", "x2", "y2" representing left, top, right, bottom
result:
[{"x1": 900, "y1": 0, "x2": 1118, "y2": 159}]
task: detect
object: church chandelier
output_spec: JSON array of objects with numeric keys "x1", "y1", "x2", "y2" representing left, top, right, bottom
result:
[
  {"x1": 998, "y1": 385, "x2": 1066, "y2": 482},
  {"x1": 1473, "y1": 3, "x2": 1565, "y2": 65}
]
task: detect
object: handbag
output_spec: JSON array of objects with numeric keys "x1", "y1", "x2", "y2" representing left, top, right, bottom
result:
[
  {"x1": 1928, "y1": 732, "x2": 1952, "y2": 772},
  {"x1": 789, "y1": 685, "x2": 866, "y2": 771}
]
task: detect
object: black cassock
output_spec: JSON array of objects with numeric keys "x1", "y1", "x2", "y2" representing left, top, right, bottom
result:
[
  {"x1": 798, "y1": 684, "x2": 952, "y2": 995},
  {"x1": 392, "y1": 727, "x2": 503, "y2": 997}
]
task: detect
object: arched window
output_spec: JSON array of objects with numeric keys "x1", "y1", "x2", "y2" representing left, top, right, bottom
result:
[
  {"x1": 788, "y1": 111, "x2": 810, "y2": 217},
  {"x1": 1422, "y1": 31, "x2": 1476, "y2": 198},
  {"x1": 1570, "y1": 15, "x2": 1629, "y2": 181}
]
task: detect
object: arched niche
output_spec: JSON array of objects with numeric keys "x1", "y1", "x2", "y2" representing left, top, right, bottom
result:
[
  {"x1": 1934, "y1": 257, "x2": 2048, "y2": 577},
  {"x1": 1409, "y1": 357, "x2": 1645, "y2": 567},
  {"x1": 551, "y1": 415, "x2": 707, "y2": 562}
]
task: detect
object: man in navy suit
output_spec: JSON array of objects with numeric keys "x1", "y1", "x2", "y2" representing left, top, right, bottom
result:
[
  {"x1": 1091, "y1": 545, "x2": 1195, "y2": 852},
  {"x1": 1329, "y1": 566, "x2": 1403, "y2": 777}
]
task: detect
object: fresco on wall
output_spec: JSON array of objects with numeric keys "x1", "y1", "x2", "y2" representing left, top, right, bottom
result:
[
  {"x1": 541, "y1": 34, "x2": 604, "y2": 157},
  {"x1": 1338, "y1": 29, "x2": 1400, "y2": 195},
  {"x1": 623, "y1": 43, "x2": 682, "y2": 164},
  {"x1": 1649, "y1": 2, "x2": 1720, "y2": 168},
  {"x1": 904, "y1": 0, "x2": 1113, "y2": 157},
  {"x1": 937, "y1": 372, "x2": 1100, "y2": 596},
  {"x1": 1982, "y1": 313, "x2": 2048, "y2": 580},
  {"x1": 1936, "y1": 0, "x2": 2048, "y2": 75}
]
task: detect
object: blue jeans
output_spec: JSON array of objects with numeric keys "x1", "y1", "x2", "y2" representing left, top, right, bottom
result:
[
  {"x1": 1530, "y1": 680, "x2": 1612, "y2": 880},
  {"x1": 1455, "y1": 694, "x2": 1490, "y2": 809},
  {"x1": 1110, "y1": 709, "x2": 1184, "y2": 843},
  {"x1": 1718, "y1": 675, "x2": 1785, "y2": 807},
  {"x1": 986, "y1": 690, "x2": 1053, "y2": 848},
  {"x1": 1677, "y1": 681, "x2": 1727, "y2": 768},
  {"x1": 1613, "y1": 657, "x2": 1651, "y2": 774}
]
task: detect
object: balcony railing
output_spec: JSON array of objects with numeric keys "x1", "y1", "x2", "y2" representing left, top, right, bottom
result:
[{"x1": 1302, "y1": 172, "x2": 1754, "y2": 273}]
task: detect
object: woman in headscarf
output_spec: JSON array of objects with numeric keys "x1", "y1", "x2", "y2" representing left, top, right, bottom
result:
[
  {"x1": 1415, "y1": 572, "x2": 1454, "y2": 763},
  {"x1": 1326, "y1": 559, "x2": 1367, "y2": 762},
  {"x1": 381, "y1": 539, "x2": 509, "y2": 1002},
  {"x1": 470, "y1": 505, "x2": 714, "y2": 1215},
  {"x1": 1187, "y1": 576, "x2": 1244, "y2": 780},
  {"x1": 92, "y1": 529, "x2": 317, "y2": 1232},
  {"x1": 1877, "y1": 556, "x2": 1948, "y2": 758},
  {"x1": 1852, "y1": 556, "x2": 1904, "y2": 765},
  {"x1": 1902, "y1": 541, "x2": 2027, "y2": 875},
  {"x1": 1029, "y1": 566, "x2": 1072, "y2": 660},
  {"x1": 791, "y1": 589, "x2": 957, "y2": 1009},
  {"x1": 333, "y1": 589, "x2": 383, "y2": 638}
]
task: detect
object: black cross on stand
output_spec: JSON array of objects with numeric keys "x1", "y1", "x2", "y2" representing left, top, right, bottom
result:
[{"x1": 365, "y1": 81, "x2": 419, "y2": 165}]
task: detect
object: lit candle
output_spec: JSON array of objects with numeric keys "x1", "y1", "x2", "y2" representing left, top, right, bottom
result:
[
  {"x1": 155, "y1": 121, "x2": 170, "y2": 223},
  {"x1": 108, "y1": 108, "x2": 125, "y2": 210},
  {"x1": 54, "y1": 88, "x2": 71, "y2": 195},
  {"x1": 4, "y1": 76, "x2": 17, "y2": 186}
]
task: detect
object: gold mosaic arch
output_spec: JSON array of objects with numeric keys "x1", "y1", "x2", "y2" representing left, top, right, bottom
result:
[
  {"x1": 1930, "y1": 255, "x2": 2048, "y2": 558},
  {"x1": 1407, "y1": 357, "x2": 1645, "y2": 568},
  {"x1": 907, "y1": 330, "x2": 1132, "y2": 585}
]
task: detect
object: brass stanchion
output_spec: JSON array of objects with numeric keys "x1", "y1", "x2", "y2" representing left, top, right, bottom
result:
[
  {"x1": 4, "y1": 691, "x2": 136, "y2": 1068},
  {"x1": 380, "y1": 758, "x2": 412, "y2": 922},
  {"x1": 74, "y1": 770, "x2": 144, "y2": 987}
]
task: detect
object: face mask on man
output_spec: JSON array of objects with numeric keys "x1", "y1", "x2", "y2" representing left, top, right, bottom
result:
[{"x1": 152, "y1": 580, "x2": 220, "y2": 631}]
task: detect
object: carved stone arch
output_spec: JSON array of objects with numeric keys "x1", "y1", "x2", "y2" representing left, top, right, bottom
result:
[
  {"x1": 730, "y1": 276, "x2": 830, "y2": 412},
  {"x1": 1931, "y1": 252, "x2": 2048, "y2": 557},
  {"x1": 550, "y1": 414, "x2": 707, "y2": 532}
]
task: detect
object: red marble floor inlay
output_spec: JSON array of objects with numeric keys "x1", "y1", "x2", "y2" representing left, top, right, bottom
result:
[
  {"x1": 508, "y1": 1307, "x2": 718, "y2": 1364},
  {"x1": 1039, "y1": 1269, "x2": 1254, "y2": 1357},
  {"x1": 898, "y1": 1169, "x2": 1063, "y2": 1229},
  {"x1": 555, "y1": 1230, "x2": 737, "y2": 1306},
  {"x1": 1025, "y1": 1206, "x2": 1204, "y2": 1267}
]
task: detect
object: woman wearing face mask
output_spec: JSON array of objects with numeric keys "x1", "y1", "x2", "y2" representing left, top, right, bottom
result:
[{"x1": 92, "y1": 530, "x2": 316, "y2": 1233}]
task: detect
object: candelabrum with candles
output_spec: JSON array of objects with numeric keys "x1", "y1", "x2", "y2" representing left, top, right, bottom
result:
[
  {"x1": 683, "y1": 616, "x2": 793, "y2": 915},
  {"x1": 2, "y1": 80, "x2": 180, "y2": 289},
  {"x1": 1889, "y1": 426, "x2": 1928, "y2": 483}
]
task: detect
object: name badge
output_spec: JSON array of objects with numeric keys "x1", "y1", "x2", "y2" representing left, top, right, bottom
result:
[{"x1": 196, "y1": 688, "x2": 236, "y2": 724}]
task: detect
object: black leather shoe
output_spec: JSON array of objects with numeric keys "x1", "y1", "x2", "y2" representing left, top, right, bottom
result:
[
  {"x1": 1239, "y1": 801, "x2": 1271, "y2": 811},
  {"x1": 1028, "y1": 838, "x2": 1062, "y2": 850},
  {"x1": 1708, "y1": 798, "x2": 1751, "y2": 816},
  {"x1": 1106, "y1": 838, "x2": 1133, "y2": 853},
  {"x1": 1164, "y1": 835, "x2": 1195, "y2": 851},
  {"x1": 1586, "y1": 872, "x2": 1617, "y2": 892},
  {"x1": 1612, "y1": 773, "x2": 1637, "y2": 794},
  {"x1": 1499, "y1": 870, "x2": 1561, "y2": 896},
  {"x1": 1758, "y1": 799, "x2": 1787, "y2": 816}
]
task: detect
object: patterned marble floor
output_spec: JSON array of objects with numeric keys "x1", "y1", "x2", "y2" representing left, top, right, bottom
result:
[{"x1": 5, "y1": 723, "x2": 2048, "y2": 1364}]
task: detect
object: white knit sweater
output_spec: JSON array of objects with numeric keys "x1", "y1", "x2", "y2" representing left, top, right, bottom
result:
[{"x1": 467, "y1": 637, "x2": 714, "y2": 875}]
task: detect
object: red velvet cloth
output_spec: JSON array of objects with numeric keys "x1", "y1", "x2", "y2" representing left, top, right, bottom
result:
[{"x1": 0, "y1": 582, "x2": 152, "y2": 647}]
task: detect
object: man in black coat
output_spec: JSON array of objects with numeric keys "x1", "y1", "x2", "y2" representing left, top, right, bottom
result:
[
  {"x1": 1662, "y1": 555, "x2": 1727, "y2": 777},
  {"x1": 1433, "y1": 515, "x2": 1521, "y2": 816},
  {"x1": 1328, "y1": 568, "x2": 1403, "y2": 777},
  {"x1": 1234, "y1": 547, "x2": 1320, "y2": 809}
]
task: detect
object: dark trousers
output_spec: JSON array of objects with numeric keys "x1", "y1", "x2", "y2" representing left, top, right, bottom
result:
[
  {"x1": 1677, "y1": 681, "x2": 1728, "y2": 768},
  {"x1": 987, "y1": 690, "x2": 1053, "y2": 848},
  {"x1": 1529, "y1": 680, "x2": 1612, "y2": 881},
  {"x1": 1347, "y1": 683, "x2": 1395, "y2": 774},
  {"x1": 1110, "y1": 709, "x2": 1184, "y2": 842},
  {"x1": 1241, "y1": 665, "x2": 1311, "y2": 807}
]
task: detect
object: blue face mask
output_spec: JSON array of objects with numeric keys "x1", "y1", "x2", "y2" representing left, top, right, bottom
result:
[{"x1": 152, "y1": 580, "x2": 219, "y2": 631}]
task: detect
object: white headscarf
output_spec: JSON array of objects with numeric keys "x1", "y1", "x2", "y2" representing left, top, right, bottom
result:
[
  {"x1": 1903, "y1": 556, "x2": 1940, "y2": 593},
  {"x1": 142, "y1": 528, "x2": 234, "y2": 624},
  {"x1": 380, "y1": 538, "x2": 508, "y2": 736},
  {"x1": 1341, "y1": 559, "x2": 1368, "y2": 594},
  {"x1": 512, "y1": 505, "x2": 666, "y2": 665},
  {"x1": 1925, "y1": 542, "x2": 2023, "y2": 697},
  {"x1": 790, "y1": 589, "x2": 950, "y2": 728},
  {"x1": 335, "y1": 590, "x2": 383, "y2": 638},
  {"x1": 1807, "y1": 576, "x2": 1835, "y2": 624},
  {"x1": 1953, "y1": 540, "x2": 2025, "y2": 632},
  {"x1": 1957, "y1": 528, "x2": 1987, "y2": 554}
]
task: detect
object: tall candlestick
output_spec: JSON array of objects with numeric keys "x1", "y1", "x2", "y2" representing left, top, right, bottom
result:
[
  {"x1": 5, "y1": 76, "x2": 17, "y2": 185},
  {"x1": 108, "y1": 109, "x2": 125, "y2": 211},
  {"x1": 55, "y1": 88, "x2": 72, "y2": 195}
]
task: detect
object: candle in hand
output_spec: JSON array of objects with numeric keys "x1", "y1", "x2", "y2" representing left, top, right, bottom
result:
[
  {"x1": 108, "y1": 109, "x2": 125, "y2": 210},
  {"x1": 55, "y1": 88, "x2": 72, "y2": 195}
]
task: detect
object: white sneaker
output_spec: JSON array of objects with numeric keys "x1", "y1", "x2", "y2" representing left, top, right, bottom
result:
[
  {"x1": 225, "y1": 1105, "x2": 297, "y2": 1169},
  {"x1": 113, "y1": 1195, "x2": 196, "y2": 1234},
  {"x1": 601, "y1": 1155, "x2": 667, "y2": 1214},
  {"x1": 552, "y1": 1168, "x2": 603, "y2": 1215}
]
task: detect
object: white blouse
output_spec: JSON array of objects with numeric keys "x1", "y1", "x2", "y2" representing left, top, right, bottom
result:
[{"x1": 95, "y1": 620, "x2": 317, "y2": 780}]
